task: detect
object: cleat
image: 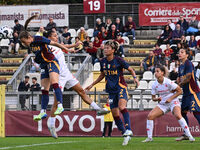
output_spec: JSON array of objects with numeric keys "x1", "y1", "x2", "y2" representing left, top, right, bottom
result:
[
  {"x1": 142, "y1": 137, "x2": 153, "y2": 143},
  {"x1": 123, "y1": 129, "x2": 133, "y2": 137},
  {"x1": 49, "y1": 127, "x2": 58, "y2": 139},
  {"x1": 97, "y1": 109, "x2": 110, "y2": 116},
  {"x1": 189, "y1": 136, "x2": 195, "y2": 142},
  {"x1": 33, "y1": 112, "x2": 47, "y2": 121},
  {"x1": 122, "y1": 136, "x2": 131, "y2": 146},
  {"x1": 176, "y1": 135, "x2": 189, "y2": 141},
  {"x1": 54, "y1": 107, "x2": 64, "y2": 115}
]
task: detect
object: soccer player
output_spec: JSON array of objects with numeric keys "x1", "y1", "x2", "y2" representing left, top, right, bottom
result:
[
  {"x1": 142, "y1": 65, "x2": 195, "y2": 143},
  {"x1": 19, "y1": 15, "x2": 72, "y2": 120},
  {"x1": 176, "y1": 48, "x2": 200, "y2": 141},
  {"x1": 85, "y1": 40, "x2": 139, "y2": 146},
  {"x1": 46, "y1": 30, "x2": 110, "y2": 138}
]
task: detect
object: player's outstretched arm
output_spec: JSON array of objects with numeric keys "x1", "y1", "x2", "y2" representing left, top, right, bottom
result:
[
  {"x1": 165, "y1": 86, "x2": 182, "y2": 103},
  {"x1": 127, "y1": 66, "x2": 140, "y2": 87},
  {"x1": 85, "y1": 72, "x2": 105, "y2": 91},
  {"x1": 50, "y1": 41, "x2": 75, "y2": 53}
]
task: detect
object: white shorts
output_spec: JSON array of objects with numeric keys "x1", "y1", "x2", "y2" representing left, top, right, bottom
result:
[
  {"x1": 59, "y1": 71, "x2": 79, "y2": 92},
  {"x1": 157, "y1": 99, "x2": 180, "y2": 114}
]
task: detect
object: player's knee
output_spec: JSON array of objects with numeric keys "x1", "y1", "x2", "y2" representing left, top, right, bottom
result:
[
  {"x1": 77, "y1": 88, "x2": 86, "y2": 97},
  {"x1": 147, "y1": 114, "x2": 154, "y2": 120},
  {"x1": 119, "y1": 106, "x2": 126, "y2": 111}
]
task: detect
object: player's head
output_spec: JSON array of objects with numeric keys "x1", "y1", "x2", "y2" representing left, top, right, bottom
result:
[
  {"x1": 45, "y1": 30, "x2": 58, "y2": 42},
  {"x1": 19, "y1": 14, "x2": 38, "y2": 47},
  {"x1": 155, "y1": 65, "x2": 167, "y2": 79},
  {"x1": 178, "y1": 48, "x2": 190, "y2": 61},
  {"x1": 19, "y1": 31, "x2": 33, "y2": 47},
  {"x1": 104, "y1": 40, "x2": 119, "y2": 56}
]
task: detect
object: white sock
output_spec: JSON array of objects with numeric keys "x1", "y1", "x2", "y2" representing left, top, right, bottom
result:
[
  {"x1": 90, "y1": 101, "x2": 101, "y2": 110},
  {"x1": 147, "y1": 120, "x2": 154, "y2": 138},
  {"x1": 58, "y1": 103, "x2": 63, "y2": 108},
  {"x1": 49, "y1": 117, "x2": 56, "y2": 128},
  {"x1": 178, "y1": 117, "x2": 192, "y2": 137},
  {"x1": 40, "y1": 109, "x2": 46, "y2": 113}
]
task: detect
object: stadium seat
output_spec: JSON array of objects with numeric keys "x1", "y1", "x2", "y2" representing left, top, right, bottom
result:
[
  {"x1": 91, "y1": 37, "x2": 94, "y2": 42},
  {"x1": 137, "y1": 80, "x2": 148, "y2": 89},
  {"x1": 194, "y1": 53, "x2": 200, "y2": 62},
  {"x1": 195, "y1": 36, "x2": 200, "y2": 41},
  {"x1": 73, "y1": 64, "x2": 79, "y2": 70},
  {"x1": 0, "y1": 39, "x2": 9, "y2": 46},
  {"x1": 87, "y1": 29, "x2": 94, "y2": 37},
  {"x1": 76, "y1": 29, "x2": 81, "y2": 36},
  {"x1": 192, "y1": 61, "x2": 198, "y2": 67},
  {"x1": 186, "y1": 36, "x2": 190, "y2": 42},
  {"x1": 139, "y1": 99, "x2": 148, "y2": 109},
  {"x1": 71, "y1": 37, "x2": 75, "y2": 44},
  {"x1": 122, "y1": 36, "x2": 130, "y2": 45},
  {"x1": 94, "y1": 62, "x2": 100, "y2": 71},
  {"x1": 148, "y1": 80, "x2": 155, "y2": 89},
  {"x1": 68, "y1": 29, "x2": 77, "y2": 37},
  {"x1": 170, "y1": 44, "x2": 177, "y2": 48},
  {"x1": 143, "y1": 71, "x2": 153, "y2": 80},
  {"x1": 160, "y1": 44, "x2": 166, "y2": 53}
]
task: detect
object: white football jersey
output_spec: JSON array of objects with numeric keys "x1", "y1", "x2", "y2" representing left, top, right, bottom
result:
[
  {"x1": 49, "y1": 45, "x2": 69, "y2": 76},
  {"x1": 151, "y1": 77, "x2": 178, "y2": 103}
]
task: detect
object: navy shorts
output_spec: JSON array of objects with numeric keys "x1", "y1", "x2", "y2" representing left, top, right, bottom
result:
[
  {"x1": 108, "y1": 87, "x2": 128, "y2": 109},
  {"x1": 181, "y1": 93, "x2": 200, "y2": 112},
  {"x1": 41, "y1": 61, "x2": 60, "y2": 79}
]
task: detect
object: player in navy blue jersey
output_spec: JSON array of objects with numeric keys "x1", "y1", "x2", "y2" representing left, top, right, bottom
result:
[
  {"x1": 176, "y1": 48, "x2": 200, "y2": 141},
  {"x1": 85, "y1": 40, "x2": 139, "y2": 146},
  {"x1": 19, "y1": 15, "x2": 74, "y2": 121}
]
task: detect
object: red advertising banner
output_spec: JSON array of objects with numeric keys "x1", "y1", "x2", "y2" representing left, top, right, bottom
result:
[
  {"x1": 139, "y1": 3, "x2": 200, "y2": 26},
  {"x1": 83, "y1": 0, "x2": 106, "y2": 14},
  {"x1": 5, "y1": 111, "x2": 200, "y2": 137}
]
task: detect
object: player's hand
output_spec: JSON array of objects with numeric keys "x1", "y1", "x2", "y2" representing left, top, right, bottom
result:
[
  {"x1": 84, "y1": 85, "x2": 93, "y2": 92},
  {"x1": 68, "y1": 49, "x2": 76, "y2": 53},
  {"x1": 156, "y1": 97, "x2": 162, "y2": 101}
]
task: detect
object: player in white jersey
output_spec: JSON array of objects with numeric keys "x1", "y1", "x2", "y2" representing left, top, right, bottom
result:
[
  {"x1": 46, "y1": 30, "x2": 110, "y2": 138},
  {"x1": 142, "y1": 65, "x2": 195, "y2": 143}
]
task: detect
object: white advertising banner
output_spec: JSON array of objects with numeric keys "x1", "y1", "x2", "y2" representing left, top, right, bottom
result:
[{"x1": 0, "y1": 4, "x2": 69, "y2": 28}]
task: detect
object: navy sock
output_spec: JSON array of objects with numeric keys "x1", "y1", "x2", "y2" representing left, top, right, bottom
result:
[
  {"x1": 121, "y1": 108, "x2": 131, "y2": 130},
  {"x1": 52, "y1": 83, "x2": 63, "y2": 104},
  {"x1": 193, "y1": 112, "x2": 200, "y2": 125},
  {"x1": 182, "y1": 112, "x2": 189, "y2": 125},
  {"x1": 41, "y1": 90, "x2": 49, "y2": 110},
  {"x1": 114, "y1": 116, "x2": 126, "y2": 135}
]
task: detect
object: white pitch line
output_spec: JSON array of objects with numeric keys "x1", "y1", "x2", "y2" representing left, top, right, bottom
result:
[{"x1": 0, "y1": 141, "x2": 76, "y2": 150}]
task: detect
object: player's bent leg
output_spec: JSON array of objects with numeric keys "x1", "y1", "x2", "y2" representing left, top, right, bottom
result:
[
  {"x1": 142, "y1": 106, "x2": 164, "y2": 143},
  {"x1": 72, "y1": 83, "x2": 109, "y2": 115}
]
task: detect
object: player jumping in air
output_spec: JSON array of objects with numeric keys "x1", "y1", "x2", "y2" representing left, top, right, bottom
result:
[
  {"x1": 19, "y1": 15, "x2": 72, "y2": 120},
  {"x1": 85, "y1": 40, "x2": 139, "y2": 146},
  {"x1": 176, "y1": 48, "x2": 200, "y2": 141},
  {"x1": 46, "y1": 30, "x2": 110, "y2": 138},
  {"x1": 142, "y1": 65, "x2": 195, "y2": 143}
]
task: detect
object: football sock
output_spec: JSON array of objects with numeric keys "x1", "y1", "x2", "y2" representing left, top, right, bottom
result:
[
  {"x1": 52, "y1": 83, "x2": 63, "y2": 104},
  {"x1": 181, "y1": 112, "x2": 189, "y2": 125},
  {"x1": 90, "y1": 101, "x2": 101, "y2": 110},
  {"x1": 147, "y1": 120, "x2": 154, "y2": 138},
  {"x1": 58, "y1": 103, "x2": 63, "y2": 108},
  {"x1": 49, "y1": 117, "x2": 56, "y2": 128},
  {"x1": 178, "y1": 117, "x2": 192, "y2": 137},
  {"x1": 193, "y1": 112, "x2": 200, "y2": 124},
  {"x1": 114, "y1": 116, "x2": 126, "y2": 134},
  {"x1": 41, "y1": 90, "x2": 49, "y2": 110},
  {"x1": 120, "y1": 108, "x2": 131, "y2": 130}
]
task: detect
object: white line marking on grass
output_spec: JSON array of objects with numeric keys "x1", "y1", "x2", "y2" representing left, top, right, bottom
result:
[{"x1": 0, "y1": 141, "x2": 76, "y2": 150}]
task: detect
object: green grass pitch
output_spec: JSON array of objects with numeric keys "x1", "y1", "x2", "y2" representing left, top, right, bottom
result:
[{"x1": 0, "y1": 137, "x2": 200, "y2": 150}]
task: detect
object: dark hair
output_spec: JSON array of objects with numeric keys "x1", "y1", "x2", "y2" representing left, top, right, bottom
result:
[
  {"x1": 32, "y1": 77, "x2": 37, "y2": 80},
  {"x1": 104, "y1": 40, "x2": 119, "y2": 51},
  {"x1": 25, "y1": 76, "x2": 29, "y2": 79},
  {"x1": 155, "y1": 65, "x2": 166, "y2": 76},
  {"x1": 180, "y1": 48, "x2": 190, "y2": 56},
  {"x1": 14, "y1": 19, "x2": 18, "y2": 23},
  {"x1": 63, "y1": 26, "x2": 68, "y2": 29}
]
